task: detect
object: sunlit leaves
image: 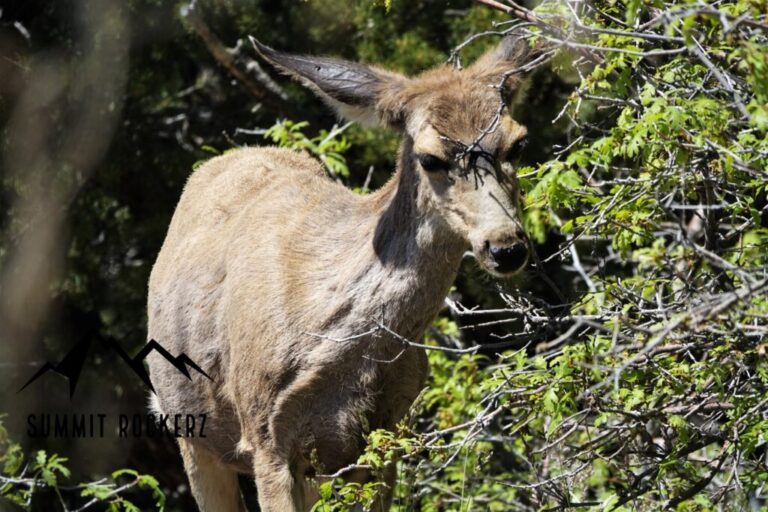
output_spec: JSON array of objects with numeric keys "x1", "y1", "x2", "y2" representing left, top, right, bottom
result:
[{"x1": 263, "y1": 120, "x2": 352, "y2": 178}]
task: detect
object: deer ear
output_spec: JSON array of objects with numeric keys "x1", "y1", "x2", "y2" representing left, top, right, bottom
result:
[
  {"x1": 250, "y1": 37, "x2": 408, "y2": 128},
  {"x1": 469, "y1": 34, "x2": 539, "y2": 91}
]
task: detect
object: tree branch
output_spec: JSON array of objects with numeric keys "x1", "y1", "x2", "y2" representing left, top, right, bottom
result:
[{"x1": 181, "y1": 1, "x2": 296, "y2": 116}]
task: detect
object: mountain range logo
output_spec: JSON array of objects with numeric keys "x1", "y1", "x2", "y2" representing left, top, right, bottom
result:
[{"x1": 18, "y1": 339, "x2": 212, "y2": 398}]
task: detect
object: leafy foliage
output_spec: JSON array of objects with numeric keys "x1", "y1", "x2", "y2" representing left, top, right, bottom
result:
[
  {"x1": 263, "y1": 120, "x2": 353, "y2": 179},
  {"x1": 0, "y1": 417, "x2": 164, "y2": 511},
  {"x1": 311, "y1": 0, "x2": 768, "y2": 510}
]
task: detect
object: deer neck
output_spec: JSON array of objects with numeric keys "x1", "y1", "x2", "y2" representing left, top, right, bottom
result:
[{"x1": 359, "y1": 138, "x2": 467, "y2": 333}]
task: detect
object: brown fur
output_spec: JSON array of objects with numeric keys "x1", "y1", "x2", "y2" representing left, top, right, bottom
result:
[{"x1": 147, "y1": 36, "x2": 534, "y2": 512}]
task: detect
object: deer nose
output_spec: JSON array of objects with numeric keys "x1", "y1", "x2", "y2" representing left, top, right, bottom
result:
[{"x1": 489, "y1": 242, "x2": 529, "y2": 274}]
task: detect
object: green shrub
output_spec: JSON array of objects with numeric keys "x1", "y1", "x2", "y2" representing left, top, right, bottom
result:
[
  {"x1": 324, "y1": 0, "x2": 768, "y2": 509},
  {"x1": 0, "y1": 417, "x2": 165, "y2": 511}
]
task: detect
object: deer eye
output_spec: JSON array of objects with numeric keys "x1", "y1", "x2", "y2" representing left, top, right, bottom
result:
[
  {"x1": 417, "y1": 154, "x2": 451, "y2": 173},
  {"x1": 506, "y1": 136, "x2": 530, "y2": 161}
]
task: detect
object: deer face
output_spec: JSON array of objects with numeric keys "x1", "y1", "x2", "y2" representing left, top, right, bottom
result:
[
  {"x1": 403, "y1": 75, "x2": 529, "y2": 276},
  {"x1": 251, "y1": 35, "x2": 535, "y2": 276}
]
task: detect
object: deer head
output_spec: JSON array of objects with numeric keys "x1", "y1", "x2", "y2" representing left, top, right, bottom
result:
[{"x1": 251, "y1": 36, "x2": 536, "y2": 276}]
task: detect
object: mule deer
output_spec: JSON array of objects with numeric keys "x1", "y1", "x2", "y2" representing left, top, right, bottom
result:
[{"x1": 147, "y1": 34, "x2": 535, "y2": 512}]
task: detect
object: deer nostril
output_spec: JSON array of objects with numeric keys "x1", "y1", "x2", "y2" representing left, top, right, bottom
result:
[{"x1": 489, "y1": 242, "x2": 529, "y2": 274}]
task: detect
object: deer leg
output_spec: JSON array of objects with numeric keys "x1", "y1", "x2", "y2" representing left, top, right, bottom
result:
[
  {"x1": 178, "y1": 438, "x2": 245, "y2": 512},
  {"x1": 252, "y1": 450, "x2": 303, "y2": 512}
]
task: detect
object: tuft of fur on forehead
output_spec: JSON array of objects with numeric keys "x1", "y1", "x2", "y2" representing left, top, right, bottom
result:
[
  {"x1": 428, "y1": 70, "x2": 504, "y2": 139},
  {"x1": 378, "y1": 65, "x2": 526, "y2": 153}
]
